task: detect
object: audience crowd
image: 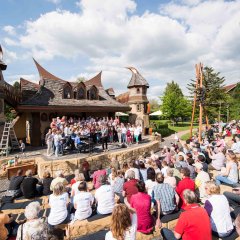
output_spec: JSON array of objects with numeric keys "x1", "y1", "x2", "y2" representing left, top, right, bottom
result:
[{"x1": 1, "y1": 120, "x2": 240, "y2": 240}]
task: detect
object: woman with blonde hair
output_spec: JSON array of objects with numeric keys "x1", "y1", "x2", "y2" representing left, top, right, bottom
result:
[
  {"x1": 204, "y1": 181, "x2": 234, "y2": 238},
  {"x1": 105, "y1": 204, "x2": 137, "y2": 240},
  {"x1": 71, "y1": 172, "x2": 85, "y2": 198},
  {"x1": 108, "y1": 168, "x2": 117, "y2": 186},
  {"x1": 48, "y1": 182, "x2": 70, "y2": 227},
  {"x1": 215, "y1": 150, "x2": 238, "y2": 186}
]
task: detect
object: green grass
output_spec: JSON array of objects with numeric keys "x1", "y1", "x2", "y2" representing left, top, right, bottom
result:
[{"x1": 150, "y1": 120, "x2": 198, "y2": 133}]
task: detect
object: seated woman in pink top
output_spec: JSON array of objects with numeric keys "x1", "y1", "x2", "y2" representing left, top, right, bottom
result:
[
  {"x1": 130, "y1": 181, "x2": 154, "y2": 234},
  {"x1": 92, "y1": 164, "x2": 106, "y2": 189}
]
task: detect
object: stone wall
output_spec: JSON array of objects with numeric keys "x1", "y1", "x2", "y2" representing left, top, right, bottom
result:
[{"x1": 37, "y1": 140, "x2": 160, "y2": 178}]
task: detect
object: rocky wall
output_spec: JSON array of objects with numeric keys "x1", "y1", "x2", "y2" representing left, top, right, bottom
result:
[{"x1": 37, "y1": 140, "x2": 160, "y2": 178}]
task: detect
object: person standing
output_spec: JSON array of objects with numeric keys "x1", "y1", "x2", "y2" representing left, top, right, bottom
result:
[
  {"x1": 45, "y1": 129, "x2": 53, "y2": 156},
  {"x1": 101, "y1": 125, "x2": 109, "y2": 152}
]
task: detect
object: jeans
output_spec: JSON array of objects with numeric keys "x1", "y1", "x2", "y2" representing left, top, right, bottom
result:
[
  {"x1": 215, "y1": 175, "x2": 237, "y2": 186},
  {"x1": 121, "y1": 133, "x2": 126, "y2": 143},
  {"x1": 54, "y1": 143, "x2": 60, "y2": 157},
  {"x1": 223, "y1": 191, "x2": 240, "y2": 208},
  {"x1": 161, "y1": 228, "x2": 178, "y2": 240}
]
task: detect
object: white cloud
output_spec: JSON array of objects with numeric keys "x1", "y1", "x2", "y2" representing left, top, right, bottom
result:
[
  {"x1": 4, "y1": 0, "x2": 240, "y2": 99},
  {"x1": 3, "y1": 25, "x2": 16, "y2": 35},
  {"x1": 4, "y1": 37, "x2": 19, "y2": 46}
]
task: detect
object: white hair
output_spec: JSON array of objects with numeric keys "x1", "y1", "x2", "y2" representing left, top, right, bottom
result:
[
  {"x1": 55, "y1": 170, "x2": 63, "y2": 177},
  {"x1": 25, "y1": 201, "x2": 41, "y2": 220}
]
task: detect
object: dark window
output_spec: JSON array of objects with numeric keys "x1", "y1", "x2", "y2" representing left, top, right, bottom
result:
[
  {"x1": 78, "y1": 87, "x2": 85, "y2": 99},
  {"x1": 74, "y1": 92, "x2": 77, "y2": 99},
  {"x1": 142, "y1": 87, "x2": 146, "y2": 95},
  {"x1": 89, "y1": 88, "x2": 97, "y2": 100},
  {"x1": 63, "y1": 86, "x2": 71, "y2": 99},
  {"x1": 144, "y1": 103, "x2": 147, "y2": 114},
  {"x1": 137, "y1": 88, "x2": 140, "y2": 94}
]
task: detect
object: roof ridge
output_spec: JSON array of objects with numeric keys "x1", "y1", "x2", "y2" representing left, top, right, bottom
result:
[
  {"x1": 33, "y1": 58, "x2": 65, "y2": 81},
  {"x1": 84, "y1": 71, "x2": 103, "y2": 88}
]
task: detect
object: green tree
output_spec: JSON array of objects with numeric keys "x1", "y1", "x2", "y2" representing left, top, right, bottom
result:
[
  {"x1": 187, "y1": 66, "x2": 228, "y2": 120},
  {"x1": 76, "y1": 77, "x2": 86, "y2": 83},
  {"x1": 161, "y1": 81, "x2": 191, "y2": 124},
  {"x1": 228, "y1": 83, "x2": 240, "y2": 120},
  {"x1": 149, "y1": 99, "x2": 160, "y2": 113}
]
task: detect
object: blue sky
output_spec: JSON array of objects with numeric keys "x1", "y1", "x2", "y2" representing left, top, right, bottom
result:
[{"x1": 1, "y1": 0, "x2": 240, "y2": 99}]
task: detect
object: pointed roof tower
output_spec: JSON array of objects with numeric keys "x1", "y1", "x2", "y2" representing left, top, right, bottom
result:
[
  {"x1": 127, "y1": 67, "x2": 149, "y2": 88},
  {"x1": 33, "y1": 58, "x2": 65, "y2": 81}
]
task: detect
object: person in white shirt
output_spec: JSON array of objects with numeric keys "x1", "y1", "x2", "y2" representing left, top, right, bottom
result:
[
  {"x1": 105, "y1": 204, "x2": 137, "y2": 240},
  {"x1": 145, "y1": 168, "x2": 157, "y2": 197},
  {"x1": 133, "y1": 126, "x2": 140, "y2": 144},
  {"x1": 207, "y1": 146, "x2": 225, "y2": 171},
  {"x1": 95, "y1": 175, "x2": 115, "y2": 215},
  {"x1": 231, "y1": 138, "x2": 240, "y2": 154},
  {"x1": 124, "y1": 160, "x2": 140, "y2": 180},
  {"x1": 48, "y1": 182, "x2": 70, "y2": 226},
  {"x1": 161, "y1": 161, "x2": 169, "y2": 178},
  {"x1": 193, "y1": 162, "x2": 210, "y2": 200},
  {"x1": 73, "y1": 181, "x2": 94, "y2": 221},
  {"x1": 204, "y1": 181, "x2": 234, "y2": 238},
  {"x1": 71, "y1": 173, "x2": 85, "y2": 198},
  {"x1": 121, "y1": 124, "x2": 127, "y2": 144}
]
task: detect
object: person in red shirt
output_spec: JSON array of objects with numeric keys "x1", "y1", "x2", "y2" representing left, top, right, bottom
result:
[
  {"x1": 92, "y1": 164, "x2": 107, "y2": 189},
  {"x1": 130, "y1": 181, "x2": 153, "y2": 234},
  {"x1": 176, "y1": 167, "x2": 195, "y2": 209},
  {"x1": 122, "y1": 170, "x2": 138, "y2": 205},
  {"x1": 161, "y1": 189, "x2": 211, "y2": 240}
]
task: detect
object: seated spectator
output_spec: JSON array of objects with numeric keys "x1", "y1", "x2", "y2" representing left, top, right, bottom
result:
[
  {"x1": 39, "y1": 170, "x2": 53, "y2": 196},
  {"x1": 70, "y1": 169, "x2": 80, "y2": 186},
  {"x1": 20, "y1": 170, "x2": 39, "y2": 199},
  {"x1": 204, "y1": 181, "x2": 234, "y2": 238},
  {"x1": 161, "y1": 189, "x2": 211, "y2": 240},
  {"x1": 231, "y1": 138, "x2": 240, "y2": 154},
  {"x1": 95, "y1": 175, "x2": 115, "y2": 215},
  {"x1": 0, "y1": 211, "x2": 18, "y2": 240},
  {"x1": 224, "y1": 188, "x2": 240, "y2": 208},
  {"x1": 145, "y1": 168, "x2": 157, "y2": 198},
  {"x1": 139, "y1": 161, "x2": 147, "y2": 182},
  {"x1": 8, "y1": 169, "x2": 25, "y2": 198},
  {"x1": 71, "y1": 173, "x2": 85, "y2": 198},
  {"x1": 215, "y1": 150, "x2": 238, "y2": 186},
  {"x1": 193, "y1": 162, "x2": 210, "y2": 201},
  {"x1": 164, "y1": 168, "x2": 177, "y2": 189},
  {"x1": 123, "y1": 170, "x2": 139, "y2": 206},
  {"x1": 93, "y1": 164, "x2": 107, "y2": 189},
  {"x1": 112, "y1": 170, "x2": 125, "y2": 199},
  {"x1": 105, "y1": 204, "x2": 137, "y2": 240},
  {"x1": 82, "y1": 159, "x2": 90, "y2": 181},
  {"x1": 73, "y1": 181, "x2": 94, "y2": 221},
  {"x1": 186, "y1": 158, "x2": 196, "y2": 179},
  {"x1": 176, "y1": 168, "x2": 195, "y2": 209},
  {"x1": 197, "y1": 155, "x2": 208, "y2": 173},
  {"x1": 16, "y1": 201, "x2": 48, "y2": 240},
  {"x1": 130, "y1": 181, "x2": 154, "y2": 234},
  {"x1": 207, "y1": 146, "x2": 225, "y2": 171},
  {"x1": 50, "y1": 170, "x2": 68, "y2": 191},
  {"x1": 108, "y1": 168, "x2": 117, "y2": 186},
  {"x1": 110, "y1": 157, "x2": 120, "y2": 171},
  {"x1": 168, "y1": 162, "x2": 181, "y2": 181},
  {"x1": 154, "y1": 172, "x2": 179, "y2": 228},
  {"x1": 125, "y1": 160, "x2": 140, "y2": 180},
  {"x1": 176, "y1": 153, "x2": 188, "y2": 169},
  {"x1": 161, "y1": 161, "x2": 169, "y2": 177},
  {"x1": 48, "y1": 182, "x2": 70, "y2": 227}
]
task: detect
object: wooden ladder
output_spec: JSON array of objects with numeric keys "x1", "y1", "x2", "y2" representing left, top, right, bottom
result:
[{"x1": 0, "y1": 121, "x2": 19, "y2": 156}]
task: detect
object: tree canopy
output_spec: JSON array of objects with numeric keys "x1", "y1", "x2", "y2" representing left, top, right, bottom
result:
[
  {"x1": 161, "y1": 81, "x2": 191, "y2": 123},
  {"x1": 187, "y1": 66, "x2": 228, "y2": 120}
]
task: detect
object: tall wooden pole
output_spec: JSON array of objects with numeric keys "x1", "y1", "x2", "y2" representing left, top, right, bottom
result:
[
  {"x1": 198, "y1": 63, "x2": 203, "y2": 142},
  {"x1": 190, "y1": 64, "x2": 199, "y2": 138}
]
